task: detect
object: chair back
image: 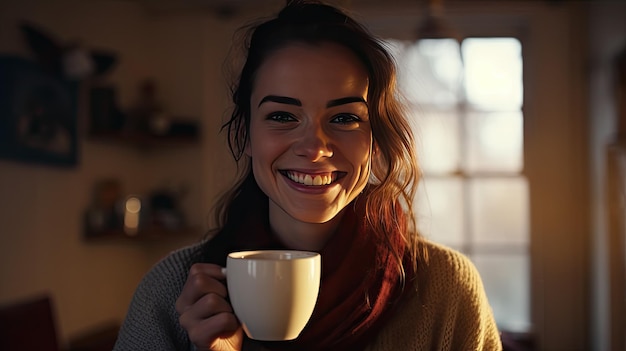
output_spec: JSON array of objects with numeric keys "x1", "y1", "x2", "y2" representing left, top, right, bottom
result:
[{"x1": 0, "y1": 295, "x2": 60, "y2": 351}]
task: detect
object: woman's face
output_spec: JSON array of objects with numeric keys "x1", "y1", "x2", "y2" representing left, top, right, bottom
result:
[{"x1": 247, "y1": 42, "x2": 372, "y2": 224}]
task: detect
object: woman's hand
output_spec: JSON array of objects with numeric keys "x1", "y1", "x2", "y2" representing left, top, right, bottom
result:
[{"x1": 176, "y1": 263, "x2": 243, "y2": 351}]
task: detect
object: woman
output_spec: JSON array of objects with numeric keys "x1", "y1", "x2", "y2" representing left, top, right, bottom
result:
[{"x1": 113, "y1": 1, "x2": 502, "y2": 350}]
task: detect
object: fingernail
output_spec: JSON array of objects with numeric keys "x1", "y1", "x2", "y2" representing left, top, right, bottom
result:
[{"x1": 221, "y1": 267, "x2": 227, "y2": 275}]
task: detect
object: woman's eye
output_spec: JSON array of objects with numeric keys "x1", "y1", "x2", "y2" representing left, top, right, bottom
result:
[
  {"x1": 331, "y1": 113, "x2": 360, "y2": 124},
  {"x1": 267, "y1": 112, "x2": 296, "y2": 123}
]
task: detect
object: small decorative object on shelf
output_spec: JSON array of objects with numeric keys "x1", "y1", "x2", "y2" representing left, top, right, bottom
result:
[
  {"x1": 122, "y1": 195, "x2": 144, "y2": 236},
  {"x1": 87, "y1": 78, "x2": 200, "y2": 148},
  {"x1": 83, "y1": 178, "x2": 123, "y2": 237},
  {"x1": 83, "y1": 179, "x2": 196, "y2": 241}
]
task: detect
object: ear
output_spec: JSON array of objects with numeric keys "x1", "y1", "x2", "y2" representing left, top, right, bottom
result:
[{"x1": 372, "y1": 141, "x2": 380, "y2": 158}]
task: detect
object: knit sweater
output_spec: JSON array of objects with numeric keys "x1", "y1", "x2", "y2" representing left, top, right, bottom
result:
[{"x1": 113, "y1": 240, "x2": 502, "y2": 350}]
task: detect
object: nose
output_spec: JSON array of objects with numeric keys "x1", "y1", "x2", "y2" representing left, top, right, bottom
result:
[{"x1": 293, "y1": 124, "x2": 334, "y2": 162}]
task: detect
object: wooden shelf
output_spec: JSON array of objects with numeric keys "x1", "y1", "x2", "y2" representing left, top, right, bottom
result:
[
  {"x1": 88, "y1": 130, "x2": 199, "y2": 148},
  {"x1": 83, "y1": 124, "x2": 202, "y2": 244},
  {"x1": 84, "y1": 226, "x2": 203, "y2": 242}
]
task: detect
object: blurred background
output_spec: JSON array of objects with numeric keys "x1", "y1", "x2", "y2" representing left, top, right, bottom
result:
[{"x1": 0, "y1": 0, "x2": 624, "y2": 350}]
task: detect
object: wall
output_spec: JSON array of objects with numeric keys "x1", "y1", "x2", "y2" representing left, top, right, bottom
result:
[
  {"x1": 588, "y1": 2, "x2": 626, "y2": 350},
  {"x1": 0, "y1": 0, "x2": 241, "y2": 345}
]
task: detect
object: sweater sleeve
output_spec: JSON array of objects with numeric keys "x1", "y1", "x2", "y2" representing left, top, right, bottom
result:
[{"x1": 113, "y1": 244, "x2": 201, "y2": 351}]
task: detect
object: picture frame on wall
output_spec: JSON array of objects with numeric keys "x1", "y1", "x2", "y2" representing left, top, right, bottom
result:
[{"x1": 0, "y1": 55, "x2": 78, "y2": 167}]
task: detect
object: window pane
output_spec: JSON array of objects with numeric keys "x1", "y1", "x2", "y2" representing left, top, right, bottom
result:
[
  {"x1": 398, "y1": 39, "x2": 463, "y2": 107},
  {"x1": 415, "y1": 177, "x2": 464, "y2": 247},
  {"x1": 464, "y1": 111, "x2": 523, "y2": 173},
  {"x1": 391, "y1": 36, "x2": 531, "y2": 335},
  {"x1": 463, "y1": 38, "x2": 523, "y2": 110},
  {"x1": 411, "y1": 109, "x2": 460, "y2": 174},
  {"x1": 469, "y1": 177, "x2": 529, "y2": 245},
  {"x1": 472, "y1": 253, "x2": 531, "y2": 333}
]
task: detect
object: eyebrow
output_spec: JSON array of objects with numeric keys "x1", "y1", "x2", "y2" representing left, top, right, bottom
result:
[
  {"x1": 258, "y1": 95, "x2": 301, "y2": 107},
  {"x1": 258, "y1": 95, "x2": 367, "y2": 108}
]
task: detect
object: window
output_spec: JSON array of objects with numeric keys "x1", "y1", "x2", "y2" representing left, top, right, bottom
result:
[{"x1": 388, "y1": 37, "x2": 530, "y2": 333}]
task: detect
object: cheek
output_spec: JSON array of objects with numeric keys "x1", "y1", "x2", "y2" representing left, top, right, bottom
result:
[
  {"x1": 339, "y1": 135, "x2": 373, "y2": 168},
  {"x1": 248, "y1": 130, "x2": 284, "y2": 162}
]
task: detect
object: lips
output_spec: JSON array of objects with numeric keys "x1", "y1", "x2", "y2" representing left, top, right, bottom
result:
[{"x1": 281, "y1": 170, "x2": 344, "y2": 186}]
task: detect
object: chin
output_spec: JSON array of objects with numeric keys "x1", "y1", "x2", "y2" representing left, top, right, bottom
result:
[{"x1": 287, "y1": 206, "x2": 344, "y2": 224}]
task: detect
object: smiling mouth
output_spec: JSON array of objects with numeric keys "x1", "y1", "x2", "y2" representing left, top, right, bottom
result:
[{"x1": 281, "y1": 170, "x2": 345, "y2": 186}]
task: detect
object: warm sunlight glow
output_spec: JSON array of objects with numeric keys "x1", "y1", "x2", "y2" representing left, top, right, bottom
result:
[
  {"x1": 389, "y1": 36, "x2": 530, "y2": 333},
  {"x1": 392, "y1": 38, "x2": 463, "y2": 107},
  {"x1": 463, "y1": 38, "x2": 523, "y2": 110}
]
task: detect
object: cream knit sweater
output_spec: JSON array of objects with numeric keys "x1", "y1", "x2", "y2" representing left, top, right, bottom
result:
[{"x1": 113, "y1": 240, "x2": 502, "y2": 351}]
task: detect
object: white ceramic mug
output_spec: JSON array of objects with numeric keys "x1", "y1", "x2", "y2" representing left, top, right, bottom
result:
[{"x1": 225, "y1": 250, "x2": 321, "y2": 341}]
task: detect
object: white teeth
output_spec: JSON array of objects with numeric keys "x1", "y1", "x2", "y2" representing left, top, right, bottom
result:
[
  {"x1": 313, "y1": 176, "x2": 322, "y2": 186},
  {"x1": 286, "y1": 172, "x2": 333, "y2": 186}
]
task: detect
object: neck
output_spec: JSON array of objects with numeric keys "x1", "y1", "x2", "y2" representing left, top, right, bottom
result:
[{"x1": 268, "y1": 202, "x2": 345, "y2": 251}]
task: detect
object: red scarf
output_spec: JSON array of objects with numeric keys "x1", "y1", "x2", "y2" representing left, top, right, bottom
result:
[{"x1": 208, "y1": 191, "x2": 414, "y2": 351}]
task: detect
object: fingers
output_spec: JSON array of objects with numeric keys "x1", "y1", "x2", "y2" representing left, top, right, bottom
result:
[
  {"x1": 176, "y1": 263, "x2": 227, "y2": 314},
  {"x1": 185, "y1": 311, "x2": 240, "y2": 348},
  {"x1": 178, "y1": 291, "x2": 234, "y2": 330},
  {"x1": 176, "y1": 263, "x2": 241, "y2": 350}
]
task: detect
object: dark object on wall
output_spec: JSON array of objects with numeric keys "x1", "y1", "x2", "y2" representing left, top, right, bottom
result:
[
  {"x1": 89, "y1": 86, "x2": 125, "y2": 133},
  {"x1": 19, "y1": 21, "x2": 117, "y2": 80},
  {"x1": 0, "y1": 56, "x2": 78, "y2": 167}
]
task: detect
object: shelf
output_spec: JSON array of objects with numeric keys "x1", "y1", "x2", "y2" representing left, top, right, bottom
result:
[
  {"x1": 84, "y1": 226, "x2": 203, "y2": 242},
  {"x1": 88, "y1": 130, "x2": 199, "y2": 148}
]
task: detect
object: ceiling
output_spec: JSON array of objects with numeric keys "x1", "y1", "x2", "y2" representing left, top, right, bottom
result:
[
  {"x1": 126, "y1": 0, "x2": 439, "y2": 17},
  {"x1": 126, "y1": 0, "x2": 565, "y2": 15}
]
